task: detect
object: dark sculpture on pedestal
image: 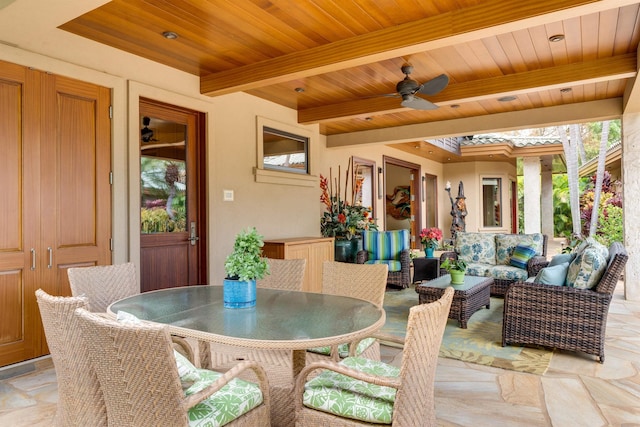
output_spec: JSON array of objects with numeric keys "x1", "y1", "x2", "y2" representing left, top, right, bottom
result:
[{"x1": 446, "y1": 181, "x2": 467, "y2": 239}]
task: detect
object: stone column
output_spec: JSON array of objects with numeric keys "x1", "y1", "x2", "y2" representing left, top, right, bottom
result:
[
  {"x1": 541, "y1": 167, "x2": 554, "y2": 239},
  {"x1": 622, "y1": 113, "x2": 639, "y2": 301},
  {"x1": 523, "y1": 157, "x2": 541, "y2": 234}
]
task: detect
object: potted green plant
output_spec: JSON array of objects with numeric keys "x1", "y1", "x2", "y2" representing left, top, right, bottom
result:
[
  {"x1": 440, "y1": 258, "x2": 467, "y2": 285},
  {"x1": 223, "y1": 227, "x2": 269, "y2": 308}
]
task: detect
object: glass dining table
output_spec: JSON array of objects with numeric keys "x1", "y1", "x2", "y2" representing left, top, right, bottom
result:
[{"x1": 107, "y1": 285, "x2": 386, "y2": 376}]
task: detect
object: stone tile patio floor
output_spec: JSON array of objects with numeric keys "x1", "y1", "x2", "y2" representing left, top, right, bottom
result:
[{"x1": 1, "y1": 241, "x2": 639, "y2": 426}]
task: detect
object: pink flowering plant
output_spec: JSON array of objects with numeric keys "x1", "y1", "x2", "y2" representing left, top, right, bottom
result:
[
  {"x1": 320, "y1": 171, "x2": 377, "y2": 240},
  {"x1": 420, "y1": 227, "x2": 443, "y2": 249}
]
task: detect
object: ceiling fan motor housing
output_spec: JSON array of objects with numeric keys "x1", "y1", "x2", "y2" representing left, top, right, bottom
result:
[{"x1": 396, "y1": 77, "x2": 421, "y2": 95}]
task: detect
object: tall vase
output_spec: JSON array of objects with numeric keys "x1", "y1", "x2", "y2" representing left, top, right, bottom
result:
[
  {"x1": 425, "y1": 247, "x2": 435, "y2": 258},
  {"x1": 223, "y1": 278, "x2": 257, "y2": 308},
  {"x1": 334, "y1": 238, "x2": 359, "y2": 263}
]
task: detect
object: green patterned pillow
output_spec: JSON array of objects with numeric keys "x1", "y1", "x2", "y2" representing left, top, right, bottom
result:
[
  {"x1": 303, "y1": 356, "x2": 399, "y2": 424},
  {"x1": 455, "y1": 232, "x2": 496, "y2": 265},
  {"x1": 186, "y1": 369, "x2": 264, "y2": 427},
  {"x1": 307, "y1": 338, "x2": 377, "y2": 358},
  {"x1": 566, "y1": 245, "x2": 608, "y2": 289}
]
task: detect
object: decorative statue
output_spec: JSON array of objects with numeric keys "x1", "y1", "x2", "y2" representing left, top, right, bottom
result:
[{"x1": 446, "y1": 181, "x2": 467, "y2": 239}]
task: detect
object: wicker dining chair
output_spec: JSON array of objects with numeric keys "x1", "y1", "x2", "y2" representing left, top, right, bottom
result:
[
  {"x1": 306, "y1": 261, "x2": 388, "y2": 363},
  {"x1": 294, "y1": 286, "x2": 454, "y2": 426},
  {"x1": 257, "y1": 258, "x2": 306, "y2": 291},
  {"x1": 35, "y1": 289, "x2": 108, "y2": 427},
  {"x1": 74, "y1": 307, "x2": 271, "y2": 427},
  {"x1": 67, "y1": 262, "x2": 194, "y2": 362}
]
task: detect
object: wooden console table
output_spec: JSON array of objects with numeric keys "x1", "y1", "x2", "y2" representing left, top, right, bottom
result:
[{"x1": 262, "y1": 237, "x2": 334, "y2": 293}]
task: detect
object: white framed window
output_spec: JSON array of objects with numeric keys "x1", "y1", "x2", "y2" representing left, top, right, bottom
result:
[{"x1": 482, "y1": 177, "x2": 502, "y2": 227}]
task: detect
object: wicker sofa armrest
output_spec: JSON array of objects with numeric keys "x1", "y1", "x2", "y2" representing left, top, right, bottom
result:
[{"x1": 526, "y1": 255, "x2": 549, "y2": 278}]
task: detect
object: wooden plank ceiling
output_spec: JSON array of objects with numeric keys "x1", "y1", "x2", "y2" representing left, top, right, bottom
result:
[{"x1": 59, "y1": 0, "x2": 640, "y2": 162}]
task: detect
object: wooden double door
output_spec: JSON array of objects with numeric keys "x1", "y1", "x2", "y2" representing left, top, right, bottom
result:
[{"x1": 0, "y1": 61, "x2": 111, "y2": 367}]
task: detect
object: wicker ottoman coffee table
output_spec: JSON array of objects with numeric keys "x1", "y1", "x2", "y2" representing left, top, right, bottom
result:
[{"x1": 415, "y1": 275, "x2": 493, "y2": 328}]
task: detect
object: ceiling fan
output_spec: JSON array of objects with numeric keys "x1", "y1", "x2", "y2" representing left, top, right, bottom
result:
[{"x1": 391, "y1": 65, "x2": 449, "y2": 110}]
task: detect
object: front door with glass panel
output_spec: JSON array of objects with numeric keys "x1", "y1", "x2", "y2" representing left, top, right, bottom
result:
[{"x1": 139, "y1": 99, "x2": 206, "y2": 292}]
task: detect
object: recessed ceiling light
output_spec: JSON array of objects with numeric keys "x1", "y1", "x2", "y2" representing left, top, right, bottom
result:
[
  {"x1": 364, "y1": 117, "x2": 373, "y2": 121},
  {"x1": 498, "y1": 96, "x2": 517, "y2": 102},
  {"x1": 450, "y1": 104, "x2": 460, "y2": 109},
  {"x1": 294, "y1": 87, "x2": 305, "y2": 93},
  {"x1": 162, "y1": 31, "x2": 178, "y2": 40},
  {"x1": 548, "y1": 34, "x2": 565, "y2": 42},
  {"x1": 560, "y1": 88, "x2": 572, "y2": 93},
  {"x1": 428, "y1": 151, "x2": 433, "y2": 154}
]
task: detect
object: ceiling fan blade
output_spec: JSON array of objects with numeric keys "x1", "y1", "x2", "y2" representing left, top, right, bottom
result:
[
  {"x1": 400, "y1": 96, "x2": 439, "y2": 110},
  {"x1": 418, "y1": 74, "x2": 449, "y2": 96}
]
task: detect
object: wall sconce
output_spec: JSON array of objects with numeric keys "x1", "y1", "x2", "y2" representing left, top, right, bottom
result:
[{"x1": 377, "y1": 167, "x2": 383, "y2": 199}]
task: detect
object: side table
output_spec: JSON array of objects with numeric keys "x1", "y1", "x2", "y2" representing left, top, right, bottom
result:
[
  {"x1": 415, "y1": 275, "x2": 493, "y2": 328},
  {"x1": 412, "y1": 257, "x2": 440, "y2": 283}
]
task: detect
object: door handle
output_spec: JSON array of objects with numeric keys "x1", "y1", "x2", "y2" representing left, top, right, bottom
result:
[
  {"x1": 47, "y1": 247, "x2": 53, "y2": 269},
  {"x1": 189, "y1": 221, "x2": 199, "y2": 246},
  {"x1": 30, "y1": 248, "x2": 36, "y2": 270}
]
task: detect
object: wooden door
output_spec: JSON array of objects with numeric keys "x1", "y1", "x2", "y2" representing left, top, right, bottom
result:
[
  {"x1": 139, "y1": 99, "x2": 206, "y2": 292},
  {"x1": 0, "y1": 62, "x2": 112, "y2": 367}
]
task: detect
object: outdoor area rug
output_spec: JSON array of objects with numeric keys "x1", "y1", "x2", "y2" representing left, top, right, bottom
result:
[{"x1": 380, "y1": 285, "x2": 553, "y2": 375}]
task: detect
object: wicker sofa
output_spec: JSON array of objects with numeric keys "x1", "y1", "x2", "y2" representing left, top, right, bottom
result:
[
  {"x1": 442, "y1": 232, "x2": 548, "y2": 296},
  {"x1": 502, "y1": 241, "x2": 627, "y2": 363}
]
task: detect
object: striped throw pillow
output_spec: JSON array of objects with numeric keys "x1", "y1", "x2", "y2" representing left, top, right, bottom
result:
[{"x1": 509, "y1": 244, "x2": 536, "y2": 269}]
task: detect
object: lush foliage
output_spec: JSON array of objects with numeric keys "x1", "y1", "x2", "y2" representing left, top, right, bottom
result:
[
  {"x1": 440, "y1": 258, "x2": 467, "y2": 272},
  {"x1": 420, "y1": 227, "x2": 442, "y2": 249},
  {"x1": 320, "y1": 174, "x2": 377, "y2": 239},
  {"x1": 224, "y1": 227, "x2": 269, "y2": 282},
  {"x1": 579, "y1": 171, "x2": 622, "y2": 246}
]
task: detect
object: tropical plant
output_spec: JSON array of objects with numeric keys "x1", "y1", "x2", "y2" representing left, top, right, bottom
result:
[
  {"x1": 224, "y1": 227, "x2": 269, "y2": 282},
  {"x1": 440, "y1": 258, "x2": 467, "y2": 273}
]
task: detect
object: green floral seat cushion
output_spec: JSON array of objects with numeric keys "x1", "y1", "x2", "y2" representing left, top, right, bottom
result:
[
  {"x1": 495, "y1": 233, "x2": 544, "y2": 265},
  {"x1": 455, "y1": 232, "x2": 496, "y2": 265},
  {"x1": 307, "y1": 337, "x2": 377, "y2": 358},
  {"x1": 303, "y1": 356, "x2": 399, "y2": 424},
  {"x1": 186, "y1": 369, "x2": 264, "y2": 427}
]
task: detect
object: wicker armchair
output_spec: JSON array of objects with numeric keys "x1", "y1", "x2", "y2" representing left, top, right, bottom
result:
[
  {"x1": 356, "y1": 229, "x2": 411, "y2": 288},
  {"x1": 294, "y1": 287, "x2": 453, "y2": 426},
  {"x1": 68, "y1": 262, "x2": 194, "y2": 362},
  {"x1": 257, "y1": 258, "x2": 306, "y2": 291},
  {"x1": 502, "y1": 242, "x2": 628, "y2": 363},
  {"x1": 306, "y1": 261, "x2": 389, "y2": 363},
  {"x1": 74, "y1": 307, "x2": 271, "y2": 426},
  {"x1": 35, "y1": 289, "x2": 108, "y2": 426}
]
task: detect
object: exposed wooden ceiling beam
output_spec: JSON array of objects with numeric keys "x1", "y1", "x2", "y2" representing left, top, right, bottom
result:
[
  {"x1": 200, "y1": 0, "x2": 615, "y2": 96},
  {"x1": 299, "y1": 54, "x2": 637, "y2": 123},
  {"x1": 326, "y1": 98, "x2": 622, "y2": 147}
]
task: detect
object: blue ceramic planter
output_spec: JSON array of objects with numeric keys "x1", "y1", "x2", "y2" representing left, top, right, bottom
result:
[{"x1": 223, "y1": 278, "x2": 257, "y2": 308}]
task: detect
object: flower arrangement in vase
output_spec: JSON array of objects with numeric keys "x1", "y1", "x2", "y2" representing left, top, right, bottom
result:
[
  {"x1": 223, "y1": 227, "x2": 269, "y2": 308},
  {"x1": 320, "y1": 160, "x2": 378, "y2": 263},
  {"x1": 420, "y1": 227, "x2": 442, "y2": 257}
]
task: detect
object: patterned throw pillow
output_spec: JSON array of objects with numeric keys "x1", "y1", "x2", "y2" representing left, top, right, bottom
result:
[
  {"x1": 362, "y1": 230, "x2": 409, "y2": 262},
  {"x1": 566, "y1": 244, "x2": 608, "y2": 289},
  {"x1": 509, "y1": 245, "x2": 536, "y2": 269},
  {"x1": 534, "y1": 262, "x2": 570, "y2": 286},
  {"x1": 302, "y1": 356, "x2": 399, "y2": 424}
]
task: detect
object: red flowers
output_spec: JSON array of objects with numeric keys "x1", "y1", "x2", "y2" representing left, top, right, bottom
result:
[{"x1": 420, "y1": 227, "x2": 443, "y2": 248}]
